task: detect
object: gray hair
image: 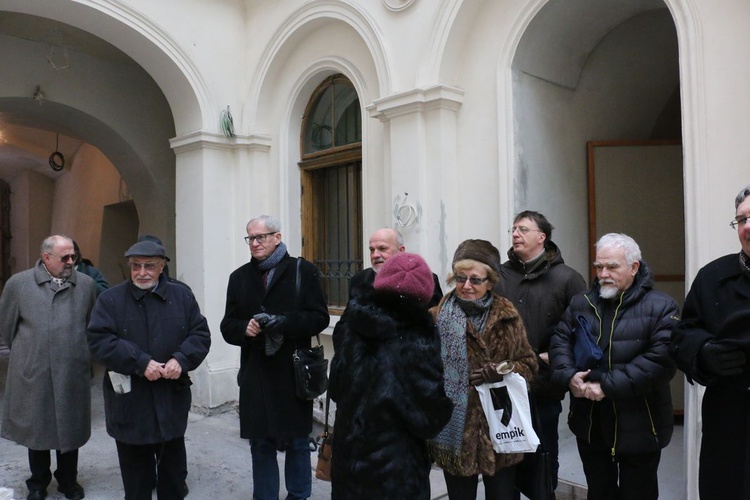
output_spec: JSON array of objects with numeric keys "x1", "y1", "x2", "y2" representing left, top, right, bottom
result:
[
  {"x1": 735, "y1": 184, "x2": 750, "y2": 210},
  {"x1": 41, "y1": 235, "x2": 73, "y2": 256},
  {"x1": 595, "y1": 233, "x2": 642, "y2": 266},
  {"x1": 247, "y1": 215, "x2": 281, "y2": 233}
]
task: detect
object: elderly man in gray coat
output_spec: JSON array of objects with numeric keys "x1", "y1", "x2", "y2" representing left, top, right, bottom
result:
[{"x1": 0, "y1": 235, "x2": 96, "y2": 500}]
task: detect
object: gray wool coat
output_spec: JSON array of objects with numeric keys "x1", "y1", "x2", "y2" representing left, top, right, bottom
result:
[{"x1": 0, "y1": 260, "x2": 97, "y2": 452}]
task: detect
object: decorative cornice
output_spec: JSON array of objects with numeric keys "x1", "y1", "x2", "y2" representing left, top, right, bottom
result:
[
  {"x1": 170, "y1": 131, "x2": 272, "y2": 154},
  {"x1": 382, "y1": 0, "x2": 417, "y2": 13},
  {"x1": 367, "y1": 84, "x2": 464, "y2": 121}
]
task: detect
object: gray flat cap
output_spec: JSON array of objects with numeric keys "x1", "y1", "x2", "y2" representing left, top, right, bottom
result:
[
  {"x1": 137, "y1": 234, "x2": 170, "y2": 261},
  {"x1": 124, "y1": 240, "x2": 167, "y2": 258}
]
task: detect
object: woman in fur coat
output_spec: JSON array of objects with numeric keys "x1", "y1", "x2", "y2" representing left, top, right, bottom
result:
[
  {"x1": 428, "y1": 239, "x2": 537, "y2": 500},
  {"x1": 328, "y1": 253, "x2": 453, "y2": 500}
]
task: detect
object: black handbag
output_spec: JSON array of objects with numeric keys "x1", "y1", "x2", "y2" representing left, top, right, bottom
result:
[
  {"x1": 514, "y1": 399, "x2": 555, "y2": 499},
  {"x1": 293, "y1": 336, "x2": 329, "y2": 400},
  {"x1": 291, "y1": 258, "x2": 329, "y2": 400}
]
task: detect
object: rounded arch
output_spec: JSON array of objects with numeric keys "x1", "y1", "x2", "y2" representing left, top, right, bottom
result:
[
  {"x1": 277, "y1": 58, "x2": 373, "y2": 253},
  {"x1": 0, "y1": 1, "x2": 214, "y2": 265},
  {"x1": 1, "y1": 0, "x2": 210, "y2": 135},
  {"x1": 248, "y1": 0, "x2": 392, "y2": 129}
]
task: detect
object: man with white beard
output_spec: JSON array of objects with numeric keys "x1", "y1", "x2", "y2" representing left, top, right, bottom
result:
[
  {"x1": 88, "y1": 239, "x2": 211, "y2": 499},
  {"x1": 549, "y1": 233, "x2": 679, "y2": 500}
]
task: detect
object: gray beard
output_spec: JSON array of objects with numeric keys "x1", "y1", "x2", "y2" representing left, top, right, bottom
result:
[
  {"x1": 134, "y1": 280, "x2": 157, "y2": 290},
  {"x1": 599, "y1": 285, "x2": 619, "y2": 300}
]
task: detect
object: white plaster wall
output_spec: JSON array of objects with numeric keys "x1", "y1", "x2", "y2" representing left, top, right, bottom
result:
[
  {"x1": 50, "y1": 144, "x2": 124, "y2": 271},
  {"x1": 5, "y1": 145, "x2": 124, "y2": 281},
  {"x1": 8, "y1": 171, "x2": 53, "y2": 272}
]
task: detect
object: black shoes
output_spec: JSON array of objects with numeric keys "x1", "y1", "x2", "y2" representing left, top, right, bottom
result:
[
  {"x1": 58, "y1": 482, "x2": 85, "y2": 500},
  {"x1": 26, "y1": 491, "x2": 46, "y2": 500}
]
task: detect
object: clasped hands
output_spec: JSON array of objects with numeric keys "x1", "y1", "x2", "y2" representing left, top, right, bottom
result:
[
  {"x1": 568, "y1": 370, "x2": 604, "y2": 401},
  {"x1": 144, "y1": 358, "x2": 183, "y2": 381}
]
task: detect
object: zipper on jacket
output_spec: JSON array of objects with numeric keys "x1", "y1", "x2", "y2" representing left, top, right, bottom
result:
[{"x1": 584, "y1": 292, "x2": 625, "y2": 458}]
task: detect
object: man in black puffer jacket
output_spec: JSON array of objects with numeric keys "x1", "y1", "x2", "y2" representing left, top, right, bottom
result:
[{"x1": 550, "y1": 233, "x2": 679, "y2": 500}]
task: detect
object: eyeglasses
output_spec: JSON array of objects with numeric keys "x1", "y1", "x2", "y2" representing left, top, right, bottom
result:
[
  {"x1": 48, "y1": 253, "x2": 76, "y2": 263},
  {"x1": 128, "y1": 262, "x2": 161, "y2": 272},
  {"x1": 454, "y1": 275, "x2": 489, "y2": 286},
  {"x1": 510, "y1": 226, "x2": 542, "y2": 235},
  {"x1": 730, "y1": 216, "x2": 750, "y2": 229},
  {"x1": 244, "y1": 232, "x2": 277, "y2": 245}
]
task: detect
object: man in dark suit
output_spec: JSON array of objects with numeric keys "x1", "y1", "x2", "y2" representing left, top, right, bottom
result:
[{"x1": 332, "y1": 228, "x2": 443, "y2": 351}]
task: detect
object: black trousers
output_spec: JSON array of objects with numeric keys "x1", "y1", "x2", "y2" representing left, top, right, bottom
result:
[
  {"x1": 576, "y1": 437, "x2": 661, "y2": 500},
  {"x1": 444, "y1": 465, "x2": 517, "y2": 500},
  {"x1": 27, "y1": 448, "x2": 79, "y2": 492},
  {"x1": 116, "y1": 437, "x2": 186, "y2": 500}
]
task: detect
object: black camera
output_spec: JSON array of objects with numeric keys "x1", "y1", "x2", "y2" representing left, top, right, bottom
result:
[{"x1": 253, "y1": 313, "x2": 272, "y2": 329}]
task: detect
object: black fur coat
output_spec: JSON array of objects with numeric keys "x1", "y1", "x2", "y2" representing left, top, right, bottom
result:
[{"x1": 328, "y1": 288, "x2": 453, "y2": 500}]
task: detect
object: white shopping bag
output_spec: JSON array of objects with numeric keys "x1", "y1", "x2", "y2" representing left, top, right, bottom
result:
[{"x1": 475, "y1": 372, "x2": 540, "y2": 453}]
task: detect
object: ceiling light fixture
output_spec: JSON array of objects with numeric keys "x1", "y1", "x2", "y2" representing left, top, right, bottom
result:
[{"x1": 49, "y1": 133, "x2": 65, "y2": 171}]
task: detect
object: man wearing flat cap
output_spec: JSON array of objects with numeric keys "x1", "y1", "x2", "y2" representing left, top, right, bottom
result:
[{"x1": 87, "y1": 239, "x2": 211, "y2": 500}]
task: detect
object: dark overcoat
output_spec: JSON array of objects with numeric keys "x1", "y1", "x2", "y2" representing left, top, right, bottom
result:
[
  {"x1": 87, "y1": 273, "x2": 211, "y2": 444},
  {"x1": 0, "y1": 262, "x2": 96, "y2": 452},
  {"x1": 220, "y1": 254, "x2": 329, "y2": 440},
  {"x1": 669, "y1": 253, "x2": 750, "y2": 499},
  {"x1": 496, "y1": 242, "x2": 587, "y2": 399},
  {"x1": 328, "y1": 288, "x2": 453, "y2": 500},
  {"x1": 551, "y1": 262, "x2": 678, "y2": 454}
]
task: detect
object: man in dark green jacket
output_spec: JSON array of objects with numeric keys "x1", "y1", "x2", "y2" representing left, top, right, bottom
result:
[{"x1": 495, "y1": 211, "x2": 586, "y2": 497}]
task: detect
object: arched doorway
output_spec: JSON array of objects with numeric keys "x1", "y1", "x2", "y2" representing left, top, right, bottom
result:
[
  {"x1": 511, "y1": 0, "x2": 685, "y2": 496},
  {"x1": 0, "y1": 11, "x2": 178, "y2": 280}
]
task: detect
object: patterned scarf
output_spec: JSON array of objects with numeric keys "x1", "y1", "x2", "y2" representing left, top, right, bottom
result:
[
  {"x1": 42, "y1": 262, "x2": 66, "y2": 288},
  {"x1": 255, "y1": 241, "x2": 287, "y2": 284},
  {"x1": 429, "y1": 290, "x2": 492, "y2": 468}
]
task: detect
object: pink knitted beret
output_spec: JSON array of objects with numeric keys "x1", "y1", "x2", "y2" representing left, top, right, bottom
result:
[{"x1": 373, "y1": 252, "x2": 434, "y2": 304}]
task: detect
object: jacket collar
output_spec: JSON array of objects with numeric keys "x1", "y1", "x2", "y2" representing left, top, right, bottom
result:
[
  {"x1": 505, "y1": 241, "x2": 564, "y2": 278},
  {"x1": 33, "y1": 259, "x2": 78, "y2": 286}
]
